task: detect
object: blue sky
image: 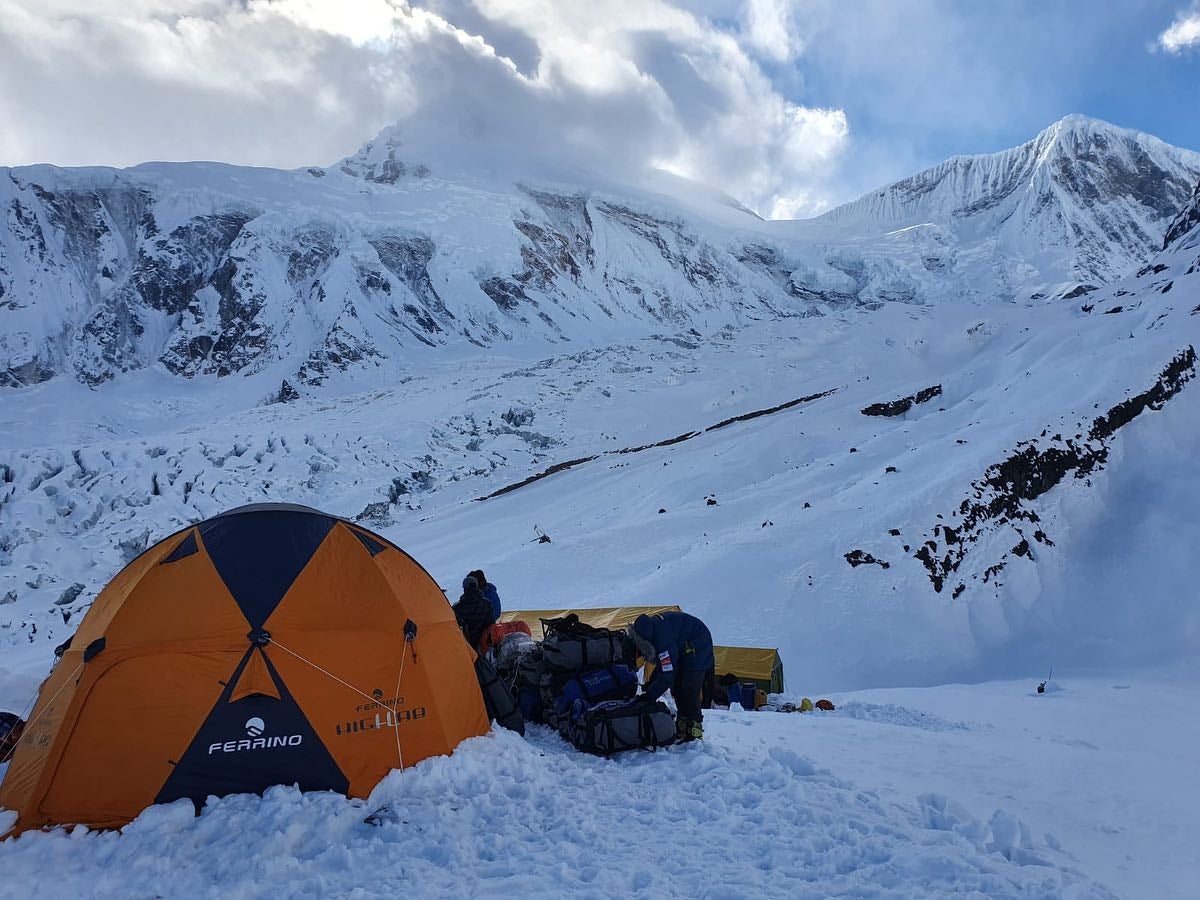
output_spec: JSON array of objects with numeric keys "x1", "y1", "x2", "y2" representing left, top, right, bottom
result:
[
  {"x1": 755, "y1": 0, "x2": 1200, "y2": 199},
  {"x1": 1, "y1": 1, "x2": 1197, "y2": 217}
]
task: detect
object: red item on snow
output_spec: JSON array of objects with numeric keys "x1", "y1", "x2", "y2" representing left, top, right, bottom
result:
[{"x1": 478, "y1": 620, "x2": 532, "y2": 655}]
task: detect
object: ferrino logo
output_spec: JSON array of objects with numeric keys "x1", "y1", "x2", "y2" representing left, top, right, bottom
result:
[{"x1": 207, "y1": 717, "x2": 303, "y2": 755}]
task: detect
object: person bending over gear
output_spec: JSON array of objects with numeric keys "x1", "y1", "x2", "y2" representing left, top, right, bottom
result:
[
  {"x1": 629, "y1": 611, "x2": 715, "y2": 742},
  {"x1": 453, "y1": 575, "x2": 496, "y2": 649},
  {"x1": 468, "y1": 569, "x2": 502, "y2": 621}
]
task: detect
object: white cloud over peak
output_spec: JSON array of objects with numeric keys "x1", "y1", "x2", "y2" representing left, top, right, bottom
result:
[
  {"x1": 0, "y1": 0, "x2": 849, "y2": 217},
  {"x1": 741, "y1": 0, "x2": 804, "y2": 62},
  {"x1": 1158, "y1": 6, "x2": 1200, "y2": 52}
]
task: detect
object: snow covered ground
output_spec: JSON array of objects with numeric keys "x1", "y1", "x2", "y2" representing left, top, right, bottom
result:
[{"x1": 2, "y1": 669, "x2": 1195, "y2": 898}]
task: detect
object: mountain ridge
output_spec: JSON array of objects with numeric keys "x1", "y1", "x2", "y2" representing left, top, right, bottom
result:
[{"x1": 2, "y1": 115, "x2": 1197, "y2": 390}]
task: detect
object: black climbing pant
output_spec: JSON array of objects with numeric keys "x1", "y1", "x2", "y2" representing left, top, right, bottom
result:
[{"x1": 671, "y1": 668, "x2": 707, "y2": 724}]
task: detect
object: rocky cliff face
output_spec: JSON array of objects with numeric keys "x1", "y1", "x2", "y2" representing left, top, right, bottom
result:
[
  {"x1": 1163, "y1": 180, "x2": 1200, "y2": 252},
  {"x1": 2, "y1": 117, "x2": 1197, "y2": 390},
  {"x1": 0, "y1": 157, "x2": 805, "y2": 389}
]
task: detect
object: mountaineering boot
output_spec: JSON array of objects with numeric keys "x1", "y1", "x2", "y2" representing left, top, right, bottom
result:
[
  {"x1": 675, "y1": 715, "x2": 690, "y2": 741},
  {"x1": 675, "y1": 717, "x2": 703, "y2": 743}
]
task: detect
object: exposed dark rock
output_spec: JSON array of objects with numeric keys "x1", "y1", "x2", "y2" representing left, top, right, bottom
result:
[
  {"x1": 356, "y1": 501, "x2": 393, "y2": 527},
  {"x1": 295, "y1": 306, "x2": 382, "y2": 386},
  {"x1": 913, "y1": 346, "x2": 1196, "y2": 591},
  {"x1": 480, "y1": 275, "x2": 529, "y2": 311},
  {"x1": 55, "y1": 583, "x2": 85, "y2": 606},
  {"x1": 501, "y1": 406, "x2": 534, "y2": 428},
  {"x1": 845, "y1": 550, "x2": 890, "y2": 569},
  {"x1": 706, "y1": 388, "x2": 836, "y2": 432},
  {"x1": 862, "y1": 384, "x2": 942, "y2": 417},
  {"x1": 1061, "y1": 283, "x2": 1097, "y2": 300},
  {"x1": 137, "y1": 212, "x2": 253, "y2": 316},
  {"x1": 598, "y1": 202, "x2": 723, "y2": 291},
  {"x1": 370, "y1": 234, "x2": 455, "y2": 341},
  {"x1": 478, "y1": 386, "x2": 835, "y2": 501},
  {"x1": 276, "y1": 379, "x2": 300, "y2": 403}
]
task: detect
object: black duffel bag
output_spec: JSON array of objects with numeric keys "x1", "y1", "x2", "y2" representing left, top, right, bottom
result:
[
  {"x1": 474, "y1": 655, "x2": 525, "y2": 736},
  {"x1": 568, "y1": 697, "x2": 676, "y2": 757},
  {"x1": 509, "y1": 646, "x2": 545, "y2": 691},
  {"x1": 541, "y1": 614, "x2": 630, "y2": 672}
]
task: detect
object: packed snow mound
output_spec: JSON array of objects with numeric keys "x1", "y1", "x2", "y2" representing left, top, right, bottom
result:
[
  {"x1": 807, "y1": 115, "x2": 1200, "y2": 301},
  {"x1": 0, "y1": 717, "x2": 1118, "y2": 898}
]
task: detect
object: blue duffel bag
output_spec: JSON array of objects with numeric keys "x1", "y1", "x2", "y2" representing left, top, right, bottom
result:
[{"x1": 553, "y1": 664, "x2": 639, "y2": 721}]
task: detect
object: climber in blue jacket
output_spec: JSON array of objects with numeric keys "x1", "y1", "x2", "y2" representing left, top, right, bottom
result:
[
  {"x1": 468, "y1": 569, "x2": 501, "y2": 621},
  {"x1": 630, "y1": 611, "x2": 714, "y2": 742}
]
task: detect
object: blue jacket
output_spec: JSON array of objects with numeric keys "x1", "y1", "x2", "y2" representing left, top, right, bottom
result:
[
  {"x1": 632, "y1": 612, "x2": 714, "y2": 702},
  {"x1": 482, "y1": 583, "x2": 501, "y2": 621}
]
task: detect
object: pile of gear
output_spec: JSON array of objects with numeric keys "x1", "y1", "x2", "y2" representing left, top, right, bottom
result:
[{"x1": 484, "y1": 614, "x2": 677, "y2": 755}]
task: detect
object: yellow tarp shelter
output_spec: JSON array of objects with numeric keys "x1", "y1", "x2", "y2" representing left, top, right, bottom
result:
[
  {"x1": 501, "y1": 606, "x2": 785, "y2": 693},
  {"x1": 501, "y1": 605, "x2": 682, "y2": 638},
  {"x1": 714, "y1": 645, "x2": 785, "y2": 694}
]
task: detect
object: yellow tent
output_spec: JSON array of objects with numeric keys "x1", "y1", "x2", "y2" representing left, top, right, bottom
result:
[
  {"x1": 501, "y1": 606, "x2": 785, "y2": 693},
  {"x1": 713, "y1": 645, "x2": 785, "y2": 694},
  {"x1": 501, "y1": 605, "x2": 682, "y2": 639}
]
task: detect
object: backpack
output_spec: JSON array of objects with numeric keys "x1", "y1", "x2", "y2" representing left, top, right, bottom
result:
[
  {"x1": 495, "y1": 631, "x2": 537, "y2": 670},
  {"x1": 568, "y1": 697, "x2": 676, "y2": 757},
  {"x1": 552, "y1": 665, "x2": 639, "y2": 721},
  {"x1": 509, "y1": 646, "x2": 545, "y2": 690},
  {"x1": 541, "y1": 614, "x2": 629, "y2": 672},
  {"x1": 478, "y1": 620, "x2": 533, "y2": 657},
  {"x1": 474, "y1": 655, "x2": 525, "y2": 736}
]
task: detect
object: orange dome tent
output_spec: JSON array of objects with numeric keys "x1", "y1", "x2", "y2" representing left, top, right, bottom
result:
[{"x1": 0, "y1": 503, "x2": 488, "y2": 835}]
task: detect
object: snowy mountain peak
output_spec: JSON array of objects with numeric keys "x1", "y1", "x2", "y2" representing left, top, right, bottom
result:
[
  {"x1": 335, "y1": 124, "x2": 430, "y2": 184},
  {"x1": 2, "y1": 116, "x2": 1199, "y2": 390},
  {"x1": 811, "y1": 115, "x2": 1200, "y2": 298}
]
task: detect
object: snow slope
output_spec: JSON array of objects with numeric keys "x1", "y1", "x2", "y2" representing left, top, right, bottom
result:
[{"x1": 3, "y1": 202, "x2": 1199, "y2": 686}]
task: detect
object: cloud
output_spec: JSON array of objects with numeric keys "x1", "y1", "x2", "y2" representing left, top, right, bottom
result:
[
  {"x1": 740, "y1": 0, "x2": 804, "y2": 63},
  {"x1": 1158, "y1": 6, "x2": 1200, "y2": 52},
  {"x1": 0, "y1": 0, "x2": 850, "y2": 218}
]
